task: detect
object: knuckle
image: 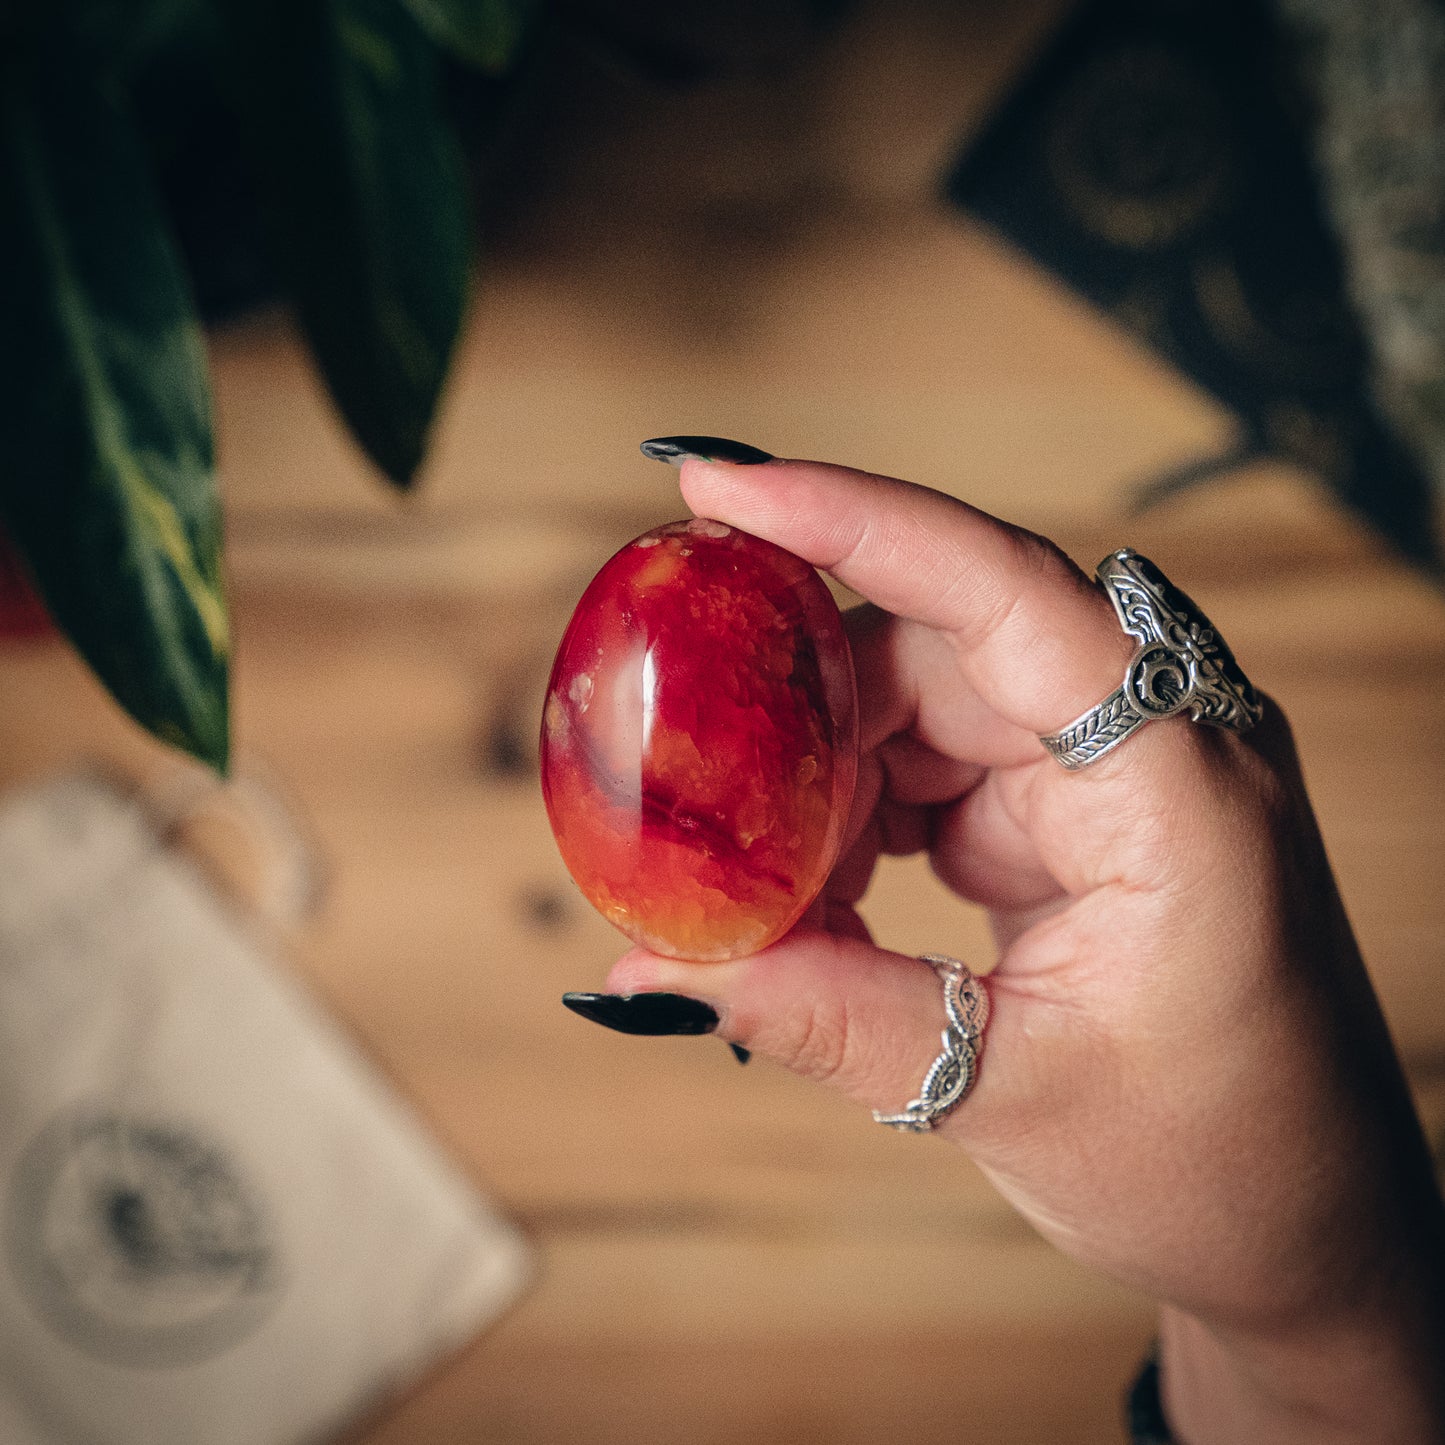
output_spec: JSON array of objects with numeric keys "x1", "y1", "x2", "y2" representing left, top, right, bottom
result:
[
  {"x1": 769, "y1": 980, "x2": 926, "y2": 1107},
  {"x1": 965, "y1": 525, "x2": 1088, "y2": 647},
  {"x1": 780, "y1": 996, "x2": 854, "y2": 1088},
  {"x1": 1002, "y1": 524, "x2": 1084, "y2": 592}
]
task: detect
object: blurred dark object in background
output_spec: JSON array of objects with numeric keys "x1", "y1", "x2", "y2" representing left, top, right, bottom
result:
[
  {"x1": 550, "y1": 0, "x2": 849, "y2": 84},
  {"x1": 127, "y1": 0, "x2": 854, "y2": 323},
  {"x1": 946, "y1": 0, "x2": 1441, "y2": 571},
  {"x1": 1280, "y1": 0, "x2": 1445, "y2": 552}
]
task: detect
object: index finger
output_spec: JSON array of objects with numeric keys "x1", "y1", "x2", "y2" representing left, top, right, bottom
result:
[{"x1": 678, "y1": 456, "x2": 1132, "y2": 738}]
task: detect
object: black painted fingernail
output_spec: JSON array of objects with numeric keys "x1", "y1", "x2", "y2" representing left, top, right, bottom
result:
[
  {"x1": 729, "y1": 1043, "x2": 752, "y2": 1065},
  {"x1": 562, "y1": 991, "x2": 719, "y2": 1035},
  {"x1": 640, "y1": 436, "x2": 774, "y2": 466}
]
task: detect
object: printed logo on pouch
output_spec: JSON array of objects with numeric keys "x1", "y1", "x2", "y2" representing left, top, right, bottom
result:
[{"x1": 5, "y1": 1109, "x2": 283, "y2": 1366}]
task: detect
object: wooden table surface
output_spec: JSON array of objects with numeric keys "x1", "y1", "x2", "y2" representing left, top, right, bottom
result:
[{"x1": 2, "y1": 4, "x2": 1442, "y2": 1440}]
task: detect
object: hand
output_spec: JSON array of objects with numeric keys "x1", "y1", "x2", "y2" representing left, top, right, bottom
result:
[{"x1": 594, "y1": 454, "x2": 1445, "y2": 1444}]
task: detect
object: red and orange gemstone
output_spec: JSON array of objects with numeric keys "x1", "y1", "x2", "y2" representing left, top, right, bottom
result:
[{"x1": 541, "y1": 519, "x2": 858, "y2": 961}]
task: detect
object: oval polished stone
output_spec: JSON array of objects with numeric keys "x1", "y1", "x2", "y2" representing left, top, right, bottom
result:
[{"x1": 541, "y1": 518, "x2": 859, "y2": 961}]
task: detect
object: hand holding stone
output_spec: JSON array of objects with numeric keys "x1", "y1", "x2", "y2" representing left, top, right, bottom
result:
[{"x1": 595, "y1": 449, "x2": 1445, "y2": 1445}]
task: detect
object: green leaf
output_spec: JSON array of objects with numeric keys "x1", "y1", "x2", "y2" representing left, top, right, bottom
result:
[
  {"x1": 224, "y1": 0, "x2": 471, "y2": 487},
  {"x1": 0, "y1": 32, "x2": 229, "y2": 771},
  {"x1": 401, "y1": 0, "x2": 535, "y2": 73},
  {"x1": 63, "y1": 0, "x2": 210, "y2": 78}
]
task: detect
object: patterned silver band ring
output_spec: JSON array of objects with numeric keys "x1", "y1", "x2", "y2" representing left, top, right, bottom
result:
[
  {"x1": 1039, "y1": 549, "x2": 1263, "y2": 771},
  {"x1": 873, "y1": 956, "x2": 989, "y2": 1134}
]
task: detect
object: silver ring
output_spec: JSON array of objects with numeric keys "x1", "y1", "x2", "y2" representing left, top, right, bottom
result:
[
  {"x1": 1039, "y1": 549, "x2": 1263, "y2": 771},
  {"x1": 873, "y1": 956, "x2": 989, "y2": 1134}
]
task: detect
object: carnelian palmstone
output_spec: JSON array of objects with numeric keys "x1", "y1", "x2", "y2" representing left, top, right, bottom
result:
[{"x1": 542, "y1": 518, "x2": 859, "y2": 961}]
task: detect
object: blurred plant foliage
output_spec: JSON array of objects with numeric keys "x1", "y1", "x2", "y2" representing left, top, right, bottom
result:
[
  {"x1": 4, "y1": 0, "x2": 1432, "y2": 774},
  {"x1": 0, "y1": 0, "x2": 538, "y2": 772}
]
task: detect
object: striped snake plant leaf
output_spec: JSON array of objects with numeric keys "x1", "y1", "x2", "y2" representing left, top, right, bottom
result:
[{"x1": 0, "y1": 31, "x2": 229, "y2": 772}]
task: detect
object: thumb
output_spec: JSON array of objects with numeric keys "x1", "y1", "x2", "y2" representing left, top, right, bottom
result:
[{"x1": 596, "y1": 928, "x2": 1013, "y2": 1140}]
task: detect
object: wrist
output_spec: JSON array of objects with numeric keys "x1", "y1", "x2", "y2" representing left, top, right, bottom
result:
[{"x1": 1156, "y1": 1298, "x2": 1445, "y2": 1445}]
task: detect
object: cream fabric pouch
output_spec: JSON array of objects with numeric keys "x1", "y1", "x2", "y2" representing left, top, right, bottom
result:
[{"x1": 0, "y1": 772, "x2": 530, "y2": 1444}]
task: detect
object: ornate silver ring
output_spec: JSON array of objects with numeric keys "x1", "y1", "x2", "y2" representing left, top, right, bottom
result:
[
  {"x1": 1039, "y1": 549, "x2": 1263, "y2": 771},
  {"x1": 873, "y1": 955, "x2": 989, "y2": 1134}
]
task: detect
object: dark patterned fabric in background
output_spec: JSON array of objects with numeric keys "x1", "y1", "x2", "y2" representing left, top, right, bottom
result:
[
  {"x1": 946, "y1": 0, "x2": 1442, "y2": 570},
  {"x1": 1281, "y1": 0, "x2": 1445, "y2": 531}
]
